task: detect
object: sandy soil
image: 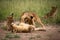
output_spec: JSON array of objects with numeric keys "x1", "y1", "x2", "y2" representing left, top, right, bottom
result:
[{"x1": 0, "y1": 22, "x2": 60, "y2": 40}]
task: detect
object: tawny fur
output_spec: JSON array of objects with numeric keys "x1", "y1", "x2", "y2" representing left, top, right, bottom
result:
[
  {"x1": 6, "y1": 13, "x2": 14, "y2": 31},
  {"x1": 11, "y1": 22, "x2": 46, "y2": 33},
  {"x1": 11, "y1": 22, "x2": 35, "y2": 33},
  {"x1": 20, "y1": 11, "x2": 45, "y2": 29}
]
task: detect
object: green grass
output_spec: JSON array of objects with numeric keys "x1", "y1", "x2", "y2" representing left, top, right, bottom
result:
[
  {"x1": 1, "y1": 32, "x2": 20, "y2": 40},
  {"x1": 0, "y1": 0, "x2": 60, "y2": 24},
  {"x1": 5, "y1": 34, "x2": 20, "y2": 39},
  {"x1": 1, "y1": 26, "x2": 7, "y2": 30}
]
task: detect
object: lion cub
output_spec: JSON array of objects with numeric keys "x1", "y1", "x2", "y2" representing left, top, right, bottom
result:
[{"x1": 11, "y1": 22, "x2": 35, "y2": 33}]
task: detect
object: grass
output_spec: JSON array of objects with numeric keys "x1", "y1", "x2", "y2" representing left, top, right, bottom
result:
[
  {"x1": 0, "y1": 0, "x2": 60, "y2": 24},
  {"x1": 1, "y1": 26, "x2": 7, "y2": 30},
  {"x1": 5, "y1": 34, "x2": 20, "y2": 39},
  {"x1": 1, "y1": 32, "x2": 20, "y2": 40},
  {"x1": 5, "y1": 33, "x2": 20, "y2": 39},
  {"x1": 0, "y1": 33, "x2": 20, "y2": 40}
]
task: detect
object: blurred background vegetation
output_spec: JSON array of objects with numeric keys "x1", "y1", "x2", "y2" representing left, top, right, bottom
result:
[{"x1": 0, "y1": 0, "x2": 60, "y2": 24}]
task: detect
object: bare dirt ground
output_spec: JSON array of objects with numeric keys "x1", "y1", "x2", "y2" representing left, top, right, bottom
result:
[{"x1": 0, "y1": 21, "x2": 60, "y2": 40}]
